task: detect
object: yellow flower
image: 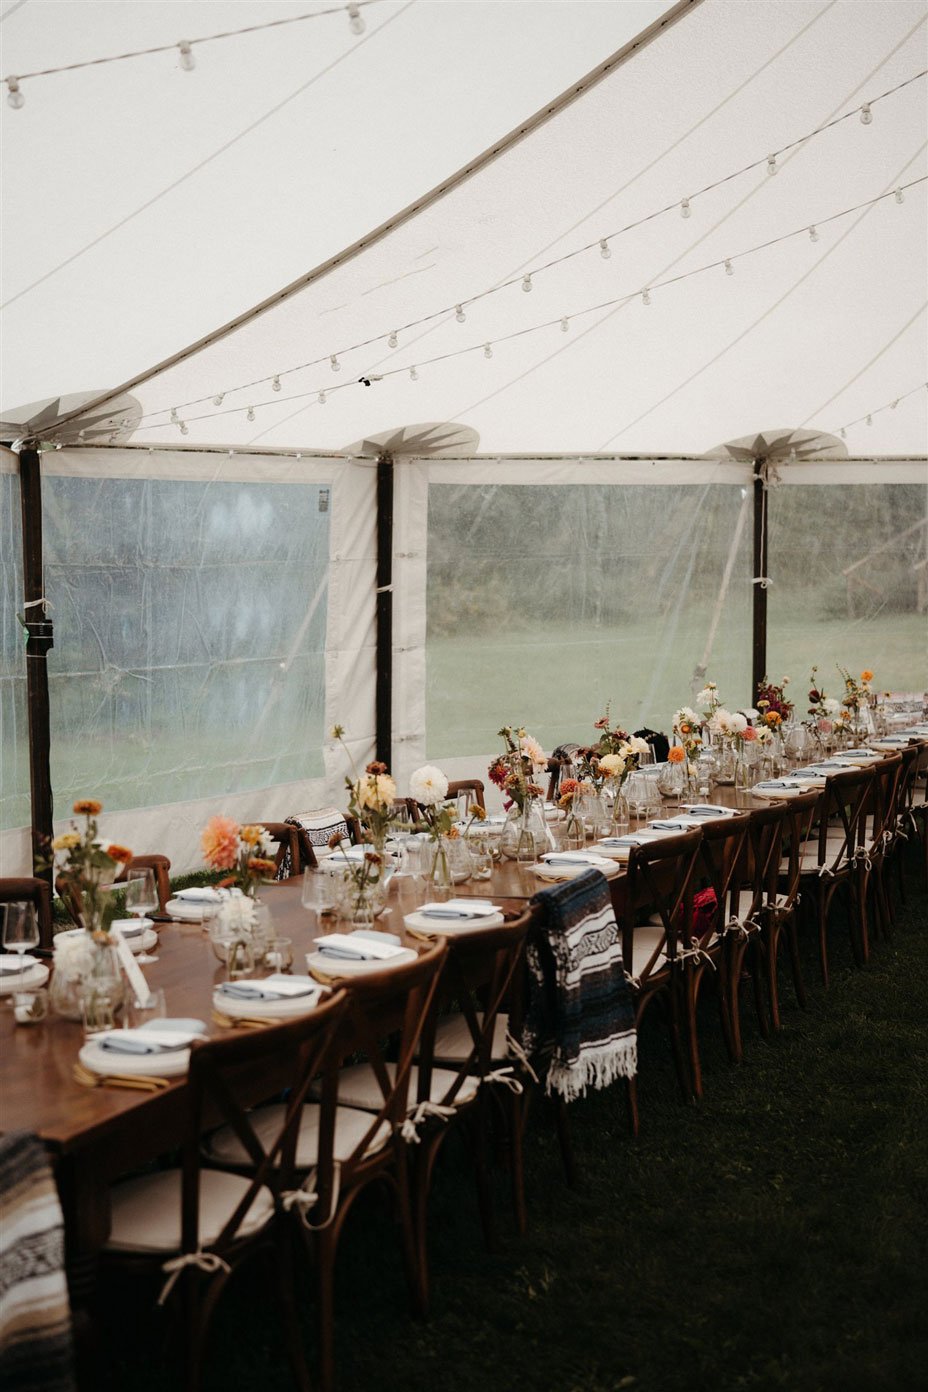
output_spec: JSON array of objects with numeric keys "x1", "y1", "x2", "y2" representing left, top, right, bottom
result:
[
  {"x1": 52, "y1": 832, "x2": 81, "y2": 851},
  {"x1": 240, "y1": 824, "x2": 263, "y2": 846}
]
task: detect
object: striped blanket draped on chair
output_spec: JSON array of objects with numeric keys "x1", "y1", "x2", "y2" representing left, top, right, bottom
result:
[
  {"x1": 524, "y1": 869, "x2": 637, "y2": 1102},
  {"x1": 0, "y1": 1133, "x2": 74, "y2": 1392}
]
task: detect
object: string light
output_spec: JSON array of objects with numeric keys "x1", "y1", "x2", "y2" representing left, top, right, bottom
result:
[
  {"x1": 455, "y1": 304, "x2": 466, "y2": 323},
  {"x1": 859, "y1": 102, "x2": 872, "y2": 125},
  {"x1": 330, "y1": 355, "x2": 340, "y2": 372},
  {"x1": 767, "y1": 153, "x2": 777, "y2": 176},
  {"x1": 895, "y1": 187, "x2": 905, "y2": 203},
  {"x1": 522, "y1": 274, "x2": 533, "y2": 293},
  {"x1": 246, "y1": 406, "x2": 256, "y2": 421},
  {"x1": 212, "y1": 393, "x2": 225, "y2": 406},
  {"x1": 179, "y1": 420, "x2": 189, "y2": 435},
  {"x1": 347, "y1": 3, "x2": 366, "y2": 35},
  {"x1": 833, "y1": 381, "x2": 927, "y2": 436},
  {"x1": 680, "y1": 197, "x2": 691, "y2": 219},
  {"x1": 724, "y1": 259, "x2": 734, "y2": 276},
  {"x1": 317, "y1": 390, "x2": 327, "y2": 404},
  {"x1": 599, "y1": 238, "x2": 611, "y2": 259},
  {"x1": 129, "y1": 178, "x2": 928, "y2": 434},
  {"x1": 891, "y1": 399, "x2": 899, "y2": 409},
  {"x1": 409, "y1": 366, "x2": 418, "y2": 381},
  {"x1": 483, "y1": 343, "x2": 493, "y2": 358},
  {"x1": 6, "y1": 77, "x2": 24, "y2": 109},
  {"x1": 169, "y1": 407, "x2": 179, "y2": 423},
  {"x1": 271, "y1": 374, "x2": 281, "y2": 392},
  {"x1": 388, "y1": 331, "x2": 398, "y2": 348},
  {"x1": 840, "y1": 427, "x2": 847, "y2": 439},
  {"x1": 808, "y1": 225, "x2": 819, "y2": 242},
  {"x1": 865, "y1": 414, "x2": 873, "y2": 426},
  {"x1": 177, "y1": 41, "x2": 195, "y2": 72}
]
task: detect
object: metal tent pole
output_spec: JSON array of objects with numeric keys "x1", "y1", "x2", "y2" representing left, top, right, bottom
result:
[
  {"x1": 751, "y1": 457, "x2": 769, "y2": 701},
  {"x1": 18, "y1": 444, "x2": 54, "y2": 876},
  {"x1": 375, "y1": 451, "x2": 394, "y2": 767}
]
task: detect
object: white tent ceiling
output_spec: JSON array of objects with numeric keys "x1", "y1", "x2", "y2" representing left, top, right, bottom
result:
[{"x1": 1, "y1": 0, "x2": 927, "y2": 457}]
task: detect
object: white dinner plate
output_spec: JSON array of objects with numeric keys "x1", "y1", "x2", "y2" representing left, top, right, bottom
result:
[
  {"x1": 305, "y1": 946, "x2": 418, "y2": 977},
  {"x1": 212, "y1": 983, "x2": 329, "y2": 1020},
  {"x1": 403, "y1": 908, "x2": 505, "y2": 935},
  {"x1": 0, "y1": 961, "x2": 49, "y2": 995},
  {"x1": 530, "y1": 858, "x2": 621, "y2": 882},
  {"x1": 126, "y1": 927, "x2": 159, "y2": 955},
  {"x1": 750, "y1": 784, "x2": 811, "y2": 800},
  {"x1": 165, "y1": 898, "x2": 216, "y2": 923},
  {"x1": 78, "y1": 1036, "x2": 190, "y2": 1077}
]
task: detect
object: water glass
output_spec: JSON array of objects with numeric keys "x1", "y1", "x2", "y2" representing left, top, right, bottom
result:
[
  {"x1": 13, "y1": 988, "x2": 47, "y2": 1026},
  {"x1": 263, "y1": 937, "x2": 293, "y2": 972},
  {"x1": 2, "y1": 902, "x2": 39, "y2": 986},
  {"x1": 125, "y1": 867, "x2": 158, "y2": 919},
  {"x1": 302, "y1": 867, "x2": 337, "y2": 916},
  {"x1": 467, "y1": 835, "x2": 493, "y2": 880},
  {"x1": 126, "y1": 986, "x2": 167, "y2": 1028},
  {"x1": 82, "y1": 992, "x2": 116, "y2": 1036}
]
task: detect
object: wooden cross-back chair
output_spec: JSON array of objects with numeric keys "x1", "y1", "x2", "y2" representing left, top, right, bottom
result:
[
  {"x1": 798, "y1": 765, "x2": 876, "y2": 987},
  {"x1": 103, "y1": 989, "x2": 350, "y2": 1392},
  {"x1": 896, "y1": 741, "x2": 928, "y2": 897},
  {"x1": 725, "y1": 802, "x2": 787, "y2": 1048},
  {"x1": 57, "y1": 853, "x2": 172, "y2": 927},
  {"x1": 861, "y1": 753, "x2": 904, "y2": 954},
  {"x1": 0, "y1": 875, "x2": 54, "y2": 952},
  {"x1": 618, "y1": 828, "x2": 703, "y2": 1133},
  {"x1": 770, "y1": 789, "x2": 821, "y2": 1019}
]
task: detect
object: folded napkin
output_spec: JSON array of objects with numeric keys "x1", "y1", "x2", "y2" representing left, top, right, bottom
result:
[
  {"x1": 540, "y1": 853, "x2": 616, "y2": 870},
  {"x1": 219, "y1": 974, "x2": 322, "y2": 1001},
  {"x1": 111, "y1": 917, "x2": 149, "y2": 938},
  {"x1": 98, "y1": 1020, "x2": 207, "y2": 1055},
  {"x1": 314, "y1": 931, "x2": 407, "y2": 962},
  {"x1": 417, "y1": 899, "x2": 500, "y2": 920},
  {"x1": 174, "y1": 887, "x2": 223, "y2": 903},
  {"x1": 681, "y1": 805, "x2": 736, "y2": 817},
  {"x1": 0, "y1": 954, "x2": 39, "y2": 975},
  {"x1": 755, "y1": 780, "x2": 801, "y2": 790},
  {"x1": 649, "y1": 819, "x2": 697, "y2": 831},
  {"x1": 598, "y1": 836, "x2": 647, "y2": 848}
]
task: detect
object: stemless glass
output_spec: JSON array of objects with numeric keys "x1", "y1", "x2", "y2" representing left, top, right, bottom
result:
[
  {"x1": 124, "y1": 868, "x2": 159, "y2": 962},
  {"x1": 2, "y1": 902, "x2": 39, "y2": 987},
  {"x1": 302, "y1": 867, "x2": 337, "y2": 917}
]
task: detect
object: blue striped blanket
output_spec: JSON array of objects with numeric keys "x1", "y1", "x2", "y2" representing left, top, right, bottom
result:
[{"x1": 524, "y1": 869, "x2": 637, "y2": 1101}]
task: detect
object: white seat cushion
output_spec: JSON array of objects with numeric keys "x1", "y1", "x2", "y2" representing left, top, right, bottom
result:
[
  {"x1": 336, "y1": 1061, "x2": 481, "y2": 1112},
  {"x1": 205, "y1": 1102, "x2": 391, "y2": 1168},
  {"x1": 431, "y1": 1011, "x2": 509, "y2": 1064},
  {"x1": 630, "y1": 925, "x2": 669, "y2": 979},
  {"x1": 733, "y1": 888, "x2": 790, "y2": 916},
  {"x1": 106, "y1": 1168, "x2": 274, "y2": 1255}
]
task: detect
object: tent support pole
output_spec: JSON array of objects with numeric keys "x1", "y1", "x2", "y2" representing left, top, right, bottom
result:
[
  {"x1": 18, "y1": 444, "x2": 54, "y2": 878},
  {"x1": 375, "y1": 451, "x2": 394, "y2": 767},
  {"x1": 751, "y1": 457, "x2": 768, "y2": 701}
]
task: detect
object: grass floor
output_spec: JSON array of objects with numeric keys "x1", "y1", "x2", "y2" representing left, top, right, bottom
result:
[{"x1": 101, "y1": 854, "x2": 928, "y2": 1392}]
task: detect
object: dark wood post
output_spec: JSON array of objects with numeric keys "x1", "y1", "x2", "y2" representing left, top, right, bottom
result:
[
  {"x1": 375, "y1": 451, "x2": 394, "y2": 767},
  {"x1": 18, "y1": 443, "x2": 55, "y2": 877},
  {"x1": 751, "y1": 456, "x2": 768, "y2": 702}
]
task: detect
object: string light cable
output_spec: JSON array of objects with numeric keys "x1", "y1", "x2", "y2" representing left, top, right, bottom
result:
[
  {"x1": 833, "y1": 382, "x2": 928, "y2": 437},
  {"x1": 2, "y1": 0, "x2": 387, "y2": 101},
  {"x1": 126, "y1": 174, "x2": 927, "y2": 435},
  {"x1": 121, "y1": 69, "x2": 926, "y2": 425}
]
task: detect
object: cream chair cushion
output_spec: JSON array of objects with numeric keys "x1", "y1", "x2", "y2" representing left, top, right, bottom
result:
[
  {"x1": 106, "y1": 1169, "x2": 274, "y2": 1254},
  {"x1": 335, "y1": 1061, "x2": 481, "y2": 1112},
  {"x1": 205, "y1": 1102, "x2": 391, "y2": 1168},
  {"x1": 431, "y1": 1011, "x2": 509, "y2": 1064}
]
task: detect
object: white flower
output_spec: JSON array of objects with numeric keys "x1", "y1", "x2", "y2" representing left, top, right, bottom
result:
[
  {"x1": 823, "y1": 697, "x2": 841, "y2": 715},
  {"x1": 216, "y1": 897, "x2": 257, "y2": 934},
  {"x1": 673, "y1": 706, "x2": 699, "y2": 730},
  {"x1": 409, "y1": 764, "x2": 449, "y2": 807},
  {"x1": 257, "y1": 828, "x2": 275, "y2": 858},
  {"x1": 740, "y1": 707, "x2": 760, "y2": 721},
  {"x1": 755, "y1": 727, "x2": 773, "y2": 745},
  {"x1": 695, "y1": 686, "x2": 719, "y2": 711},
  {"x1": 629, "y1": 736, "x2": 651, "y2": 756},
  {"x1": 599, "y1": 753, "x2": 627, "y2": 778},
  {"x1": 709, "y1": 708, "x2": 734, "y2": 736},
  {"x1": 519, "y1": 733, "x2": 547, "y2": 768},
  {"x1": 730, "y1": 712, "x2": 748, "y2": 733},
  {"x1": 52, "y1": 932, "x2": 97, "y2": 983}
]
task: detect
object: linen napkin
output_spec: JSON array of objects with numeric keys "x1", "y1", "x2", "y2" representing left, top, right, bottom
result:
[
  {"x1": 110, "y1": 917, "x2": 149, "y2": 938},
  {"x1": 540, "y1": 851, "x2": 616, "y2": 867},
  {"x1": 314, "y1": 931, "x2": 407, "y2": 962},
  {"x1": 0, "y1": 954, "x2": 39, "y2": 975},
  {"x1": 649, "y1": 818, "x2": 700, "y2": 831},
  {"x1": 682, "y1": 805, "x2": 736, "y2": 817},
  {"x1": 174, "y1": 887, "x2": 223, "y2": 903},
  {"x1": 98, "y1": 1020, "x2": 207, "y2": 1055},
  {"x1": 417, "y1": 899, "x2": 499, "y2": 920},
  {"x1": 219, "y1": 974, "x2": 322, "y2": 1001}
]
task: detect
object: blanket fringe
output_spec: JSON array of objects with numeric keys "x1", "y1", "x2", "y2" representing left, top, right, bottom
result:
[{"x1": 546, "y1": 1038, "x2": 637, "y2": 1102}]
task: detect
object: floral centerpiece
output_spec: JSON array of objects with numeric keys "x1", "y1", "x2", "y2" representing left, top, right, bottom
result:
[
  {"x1": 695, "y1": 681, "x2": 723, "y2": 722},
  {"x1": 806, "y1": 668, "x2": 842, "y2": 745},
  {"x1": 488, "y1": 726, "x2": 552, "y2": 860},
  {"x1": 200, "y1": 816, "x2": 278, "y2": 965},
  {"x1": 838, "y1": 666, "x2": 876, "y2": 735},
  {"x1": 408, "y1": 763, "x2": 459, "y2": 886},
  {"x1": 672, "y1": 706, "x2": 703, "y2": 762},
  {"x1": 49, "y1": 799, "x2": 133, "y2": 1019},
  {"x1": 756, "y1": 675, "x2": 793, "y2": 732},
  {"x1": 328, "y1": 725, "x2": 400, "y2": 921}
]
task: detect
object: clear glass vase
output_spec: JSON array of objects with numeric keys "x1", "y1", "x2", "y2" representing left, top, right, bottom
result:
[
  {"x1": 50, "y1": 936, "x2": 125, "y2": 1022},
  {"x1": 500, "y1": 796, "x2": 554, "y2": 861}
]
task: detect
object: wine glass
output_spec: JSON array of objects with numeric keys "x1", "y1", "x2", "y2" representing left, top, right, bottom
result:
[
  {"x1": 3, "y1": 903, "x2": 39, "y2": 988},
  {"x1": 302, "y1": 867, "x2": 336, "y2": 918},
  {"x1": 124, "y1": 868, "x2": 159, "y2": 963}
]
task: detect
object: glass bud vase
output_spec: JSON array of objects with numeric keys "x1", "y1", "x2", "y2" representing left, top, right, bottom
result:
[
  {"x1": 50, "y1": 937, "x2": 125, "y2": 1022},
  {"x1": 608, "y1": 785, "x2": 630, "y2": 834},
  {"x1": 427, "y1": 836, "x2": 455, "y2": 893},
  {"x1": 500, "y1": 796, "x2": 553, "y2": 862}
]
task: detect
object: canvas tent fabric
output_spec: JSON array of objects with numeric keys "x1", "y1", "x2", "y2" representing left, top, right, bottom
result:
[{"x1": 1, "y1": 0, "x2": 926, "y2": 875}]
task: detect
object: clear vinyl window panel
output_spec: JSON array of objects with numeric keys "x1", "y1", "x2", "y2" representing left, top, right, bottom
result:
[
  {"x1": 0, "y1": 471, "x2": 28, "y2": 832},
  {"x1": 43, "y1": 476, "x2": 329, "y2": 816},
  {"x1": 767, "y1": 483, "x2": 928, "y2": 694},
  {"x1": 426, "y1": 481, "x2": 752, "y2": 758}
]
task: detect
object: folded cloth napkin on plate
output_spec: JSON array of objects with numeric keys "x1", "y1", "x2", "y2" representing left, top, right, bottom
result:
[
  {"x1": 541, "y1": 852, "x2": 615, "y2": 867},
  {"x1": 682, "y1": 805, "x2": 735, "y2": 817},
  {"x1": 98, "y1": 1022, "x2": 206, "y2": 1054},
  {"x1": 173, "y1": 887, "x2": 223, "y2": 903},
  {"x1": 219, "y1": 974, "x2": 321, "y2": 1001},
  {"x1": 418, "y1": 899, "x2": 499, "y2": 920},
  {"x1": 111, "y1": 917, "x2": 149, "y2": 938},
  {"x1": 755, "y1": 780, "x2": 800, "y2": 790},
  {"x1": 0, "y1": 954, "x2": 39, "y2": 975},
  {"x1": 598, "y1": 836, "x2": 646, "y2": 848},
  {"x1": 649, "y1": 819, "x2": 698, "y2": 831},
  {"x1": 523, "y1": 869, "x2": 636, "y2": 1103},
  {"x1": 314, "y1": 932, "x2": 406, "y2": 962}
]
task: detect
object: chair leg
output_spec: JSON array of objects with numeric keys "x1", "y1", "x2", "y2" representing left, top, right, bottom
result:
[
  {"x1": 507, "y1": 1090, "x2": 528, "y2": 1236},
  {"x1": 552, "y1": 1094, "x2": 578, "y2": 1188},
  {"x1": 784, "y1": 913, "x2": 808, "y2": 1009},
  {"x1": 667, "y1": 984, "x2": 694, "y2": 1105},
  {"x1": 313, "y1": 1228, "x2": 338, "y2": 1392},
  {"x1": 624, "y1": 1076, "x2": 640, "y2": 1139},
  {"x1": 684, "y1": 967, "x2": 704, "y2": 1101},
  {"x1": 764, "y1": 922, "x2": 782, "y2": 1033},
  {"x1": 276, "y1": 1228, "x2": 311, "y2": 1392}
]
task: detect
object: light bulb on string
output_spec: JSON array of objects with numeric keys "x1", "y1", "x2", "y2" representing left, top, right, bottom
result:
[
  {"x1": 388, "y1": 331, "x2": 398, "y2": 348},
  {"x1": 894, "y1": 187, "x2": 905, "y2": 203},
  {"x1": 179, "y1": 421, "x2": 189, "y2": 436},
  {"x1": 271, "y1": 375, "x2": 281, "y2": 392},
  {"x1": 246, "y1": 406, "x2": 256, "y2": 422},
  {"x1": 680, "y1": 197, "x2": 691, "y2": 219},
  {"x1": 891, "y1": 399, "x2": 899, "y2": 409},
  {"x1": 724, "y1": 259, "x2": 734, "y2": 276},
  {"x1": 767, "y1": 153, "x2": 777, "y2": 176},
  {"x1": 318, "y1": 391, "x2": 327, "y2": 405},
  {"x1": 599, "y1": 238, "x2": 611, "y2": 259},
  {"x1": 808, "y1": 226, "x2": 819, "y2": 242},
  {"x1": 455, "y1": 305, "x2": 466, "y2": 323},
  {"x1": 409, "y1": 366, "x2": 419, "y2": 381},
  {"x1": 6, "y1": 77, "x2": 24, "y2": 109},
  {"x1": 859, "y1": 102, "x2": 872, "y2": 125},
  {"x1": 347, "y1": 3, "x2": 365, "y2": 35},
  {"x1": 840, "y1": 427, "x2": 847, "y2": 439},
  {"x1": 641, "y1": 288, "x2": 651, "y2": 306},
  {"x1": 866, "y1": 414, "x2": 872, "y2": 426},
  {"x1": 483, "y1": 343, "x2": 493, "y2": 359},
  {"x1": 522, "y1": 274, "x2": 532, "y2": 293},
  {"x1": 330, "y1": 355, "x2": 340, "y2": 372},
  {"x1": 212, "y1": 393, "x2": 225, "y2": 406},
  {"x1": 560, "y1": 317, "x2": 569, "y2": 333},
  {"x1": 170, "y1": 407, "x2": 179, "y2": 423},
  {"x1": 178, "y1": 41, "x2": 196, "y2": 71}
]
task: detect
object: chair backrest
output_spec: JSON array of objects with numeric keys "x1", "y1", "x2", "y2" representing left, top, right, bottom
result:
[
  {"x1": 779, "y1": 791, "x2": 820, "y2": 909},
  {"x1": 181, "y1": 989, "x2": 350, "y2": 1258},
  {"x1": 693, "y1": 813, "x2": 752, "y2": 941},
  {"x1": 0, "y1": 877, "x2": 54, "y2": 951},
  {"x1": 621, "y1": 829, "x2": 702, "y2": 982},
  {"x1": 416, "y1": 908, "x2": 537, "y2": 1107},
  {"x1": 815, "y1": 766, "x2": 875, "y2": 873},
  {"x1": 863, "y1": 753, "x2": 904, "y2": 855},
  {"x1": 445, "y1": 779, "x2": 486, "y2": 812},
  {"x1": 263, "y1": 822, "x2": 307, "y2": 879},
  {"x1": 115, "y1": 854, "x2": 172, "y2": 913},
  {"x1": 734, "y1": 801, "x2": 787, "y2": 925}
]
